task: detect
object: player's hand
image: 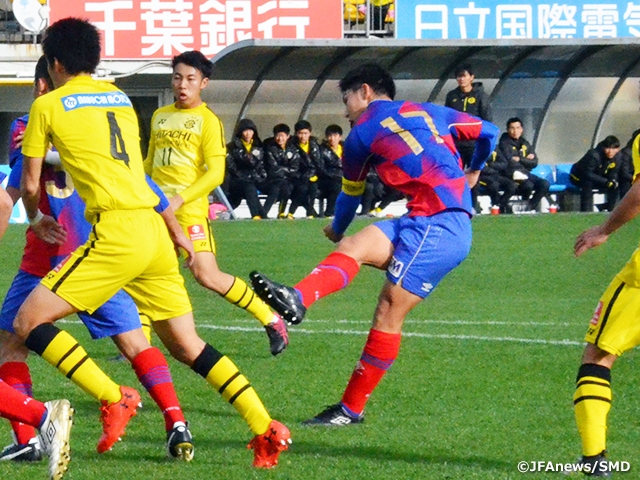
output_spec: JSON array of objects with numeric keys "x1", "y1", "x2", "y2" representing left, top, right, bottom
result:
[
  {"x1": 324, "y1": 224, "x2": 343, "y2": 243},
  {"x1": 13, "y1": 132, "x2": 24, "y2": 150},
  {"x1": 464, "y1": 168, "x2": 481, "y2": 188},
  {"x1": 172, "y1": 230, "x2": 195, "y2": 268},
  {"x1": 32, "y1": 215, "x2": 67, "y2": 245},
  {"x1": 169, "y1": 194, "x2": 184, "y2": 213},
  {"x1": 526, "y1": 154, "x2": 535, "y2": 160},
  {"x1": 575, "y1": 225, "x2": 609, "y2": 257}
]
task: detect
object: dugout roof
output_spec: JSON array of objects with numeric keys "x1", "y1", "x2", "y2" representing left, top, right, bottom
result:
[{"x1": 184, "y1": 38, "x2": 640, "y2": 165}]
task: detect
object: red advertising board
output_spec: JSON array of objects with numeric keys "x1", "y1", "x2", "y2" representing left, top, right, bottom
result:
[{"x1": 49, "y1": 0, "x2": 343, "y2": 59}]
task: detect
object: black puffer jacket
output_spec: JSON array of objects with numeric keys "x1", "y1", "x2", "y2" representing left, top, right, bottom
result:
[
  {"x1": 499, "y1": 132, "x2": 539, "y2": 173},
  {"x1": 263, "y1": 138, "x2": 301, "y2": 180},
  {"x1": 318, "y1": 141, "x2": 343, "y2": 180},
  {"x1": 293, "y1": 137, "x2": 320, "y2": 180},
  {"x1": 226, "y1": 119, "x2": 266, "y2": 183}
]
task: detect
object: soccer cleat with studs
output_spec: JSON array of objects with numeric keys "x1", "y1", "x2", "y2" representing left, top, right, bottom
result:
[
  {"x1": 302, "y1": 403, "x2": 363, "y2": 427},
  {"x1": 247, "y1": 420, "x2": 291, "y2": 469},
  {"x1": 563, "y1": 451, "x2": 611, "y2": 477},
  {"x1": 250, "y1": 271, "x2": 306, "y2": 325},
  {"x1": 264, "y1": 315, "x2": 289, "y2": 356},
  {"x1": 0, "y1": 437, "x2": 43, "y2": 462},
  {"x1": 166, "y1": 421, "x2": 194, "y2": 462},
  {"x1": 97, "y1": 386, "x2": 141, "y2": 454},
  {"x1": 39, "y1": 399, "x2": 74, "y2": 480}
]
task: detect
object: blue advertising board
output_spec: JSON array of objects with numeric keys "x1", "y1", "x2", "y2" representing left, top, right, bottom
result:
[
  {"x1": 0, "y1": 165, "x2": 26, "y2": 224},
  {"x1": 396, "y1": 0, "x2": 640, "y2": 39}
]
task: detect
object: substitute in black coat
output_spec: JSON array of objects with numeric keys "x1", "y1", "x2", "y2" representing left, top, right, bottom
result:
[
  {"x1": 317, "y1": 124, "x2": 344, "y2": 217},
  {"x1": 570, "y1": 135, "x2": 622, "y2": 212},
  {"x1": 225, "y1": 118, "x2": 267, "y2": 218},
  {"x1": 498, "y1": 117, "x2": 549, "y2": 212}
]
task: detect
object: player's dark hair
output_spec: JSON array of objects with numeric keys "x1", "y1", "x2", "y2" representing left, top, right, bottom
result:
[
  {"x1": 273, "y1": 123, "x2": 290, "y2": 135},
  {"x1": 339, "y1": 64, "x2": 396, "y2": 100},
  {"x1": 172, "y1": 50, "x2": 213, "y2": 79},
  {"x1": 325, "y1": 124, "x2": 343, "y2": 137},
  {"x1": 454, "y1": 63, "x2": 473, "y2": 77},
  {"x1": 35, "y1": 55, "x2": 54, "y2": 90},
  {"x1": 42, "y1": 18, "x2": 101, "y2": 75},
  {"x1": 598, "y1": 135, "x2": 620, "y2": 149},
  {"x1": 506, "y1": 117, "x2": 523, "y2": 129},
  {"x1": 294, "y1": 120, "x2": 312, "y2": 132}
]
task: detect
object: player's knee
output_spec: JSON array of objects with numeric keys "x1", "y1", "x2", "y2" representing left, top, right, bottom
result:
[
  {"x1": 582, "y1": 343, "x2": 617, "y2": 368},
  {"x1": 0, "y1": 331, "x2": 29, "y2": 363}
]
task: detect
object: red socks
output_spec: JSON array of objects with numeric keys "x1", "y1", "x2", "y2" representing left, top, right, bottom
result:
[
  {"x1": 341, "y1": 329, "x2": 401, "y2": 416},
  {"x1": 0, "y1": 379, "x2": 46, "y2": 429},
  {"x1": 132, "y1": 348, "x2": 185, "y2": 431},
  {"x1": 295, "y1": 252, "x2": 360, "y2": 308},
  {"x1": 0, "y1": 362, "x2": 37, "y2": 444}
]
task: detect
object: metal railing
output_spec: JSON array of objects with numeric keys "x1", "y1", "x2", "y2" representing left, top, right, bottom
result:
[{"x1": 344, "y1": 0, "x2": 395, "y2": 38}]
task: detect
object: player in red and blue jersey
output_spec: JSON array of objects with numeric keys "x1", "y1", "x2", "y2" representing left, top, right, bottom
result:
[
  {"x1": 0, "y1": 56, "x2": 193, "y2": 462},
  {"x1": 251, "y1": 64, "x2": 499, "y2": 426}
]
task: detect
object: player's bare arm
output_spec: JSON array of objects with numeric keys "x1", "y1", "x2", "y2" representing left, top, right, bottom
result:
[
  {"x1": 20, "y1": 155, "x2": 67, "y2": 245},
  {"x1": 159, "y1": 207, "x2": 195, "y2": 267},
  {"x1": 464, "y1": 168, "x2": 481, "y2": 188},
  {"x1": 0, "y1": 186, "x2": 11, "y2": 240},
  {"x1": 575, "y1": 177, "x2": 640, "y2": 257}
]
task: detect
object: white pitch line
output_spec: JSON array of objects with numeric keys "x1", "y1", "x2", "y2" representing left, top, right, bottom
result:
[
  {"x1": 194, "y1": 324, "x2": 583, "y2": 347},
  {"x1": 57, "y1": 319, "x2": 583, "y2": 346}
]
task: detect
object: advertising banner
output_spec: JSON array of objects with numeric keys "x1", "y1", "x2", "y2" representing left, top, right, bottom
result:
[
  {"x1": 397, "y1": 0, "x2": 640, "y2": 39},
  {"x1": 49, "y1": 0, "x2": 343, "y2": 59}
]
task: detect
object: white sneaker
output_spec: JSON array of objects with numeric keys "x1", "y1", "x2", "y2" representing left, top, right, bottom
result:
[{"x1": 39, "y1": 400, "x2": 74, "y2": 480}]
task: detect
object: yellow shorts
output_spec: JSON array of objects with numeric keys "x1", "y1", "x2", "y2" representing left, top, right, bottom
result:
[
  {"x1": 584, "y1": 275, "x2": 640, "y2": 356},
  {"x1": 42, "y1": 209, "x2": 192, "y2": 321},
  {"x1": 176, "y1": 211, "x2": 216, "y2": 255}
]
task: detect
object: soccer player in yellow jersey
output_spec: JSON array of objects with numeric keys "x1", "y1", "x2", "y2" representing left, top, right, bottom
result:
[
  {"x1": 571, "y1": 131, "x2": 640, "y2": 476},
  {"x1": 15, "y1": 18, "x2": 290, "y2": 468},
  {"x1": 144, "y1": 51, "x2": 289, "y2": 356}
]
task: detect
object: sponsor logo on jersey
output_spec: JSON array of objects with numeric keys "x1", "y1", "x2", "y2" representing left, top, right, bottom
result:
[
  {"x1": 61, "y1": 92, "x2": 132, "y2": 111},
  {"x1": 188, "y1": 224, "x2": 206, "y2": 241},
  {"x1": 467, "y1": 97, "x2": 476, "y2": 104},
  {"x1": 421, "y1": 283, "x2": 434, "y2": 293},
  {"x1": 590, "y1": 301, "x2": 603, "y2": 325},
  {"x1": 184, "y1": 118, "x2": 196, "y2": 129},
  {"x1": 388, "y1": 256, "x2": 404, "y2": 277}
]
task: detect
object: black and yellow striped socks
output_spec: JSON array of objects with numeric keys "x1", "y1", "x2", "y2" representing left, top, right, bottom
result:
[
  {"x1": 25, "y1": 323, "x2": 122, "y2": 404},
  {"x1": 574, "y1": 363, "x2": 611, "y2": 456},
  {"x1": 192, "y1": 343, "x2": 271, "y2": 435},
  {"x1": 222, "y1": 277, "x2": 274, "y2": 326}
]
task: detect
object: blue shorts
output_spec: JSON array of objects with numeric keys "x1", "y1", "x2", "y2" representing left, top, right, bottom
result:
[
  {"x1": 0, "y1": 270, "x2": 141, "y2": 339},
  {"x1": 375, "y1": 210, "x2": 472, "y2": 298}
]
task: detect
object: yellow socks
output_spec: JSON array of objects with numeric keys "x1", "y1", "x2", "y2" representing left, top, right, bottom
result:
[
  {"x1": 222, "y1": 277, "x2": 275, "y2": 326},
  {"x1": 574, "y1": 364, "x2": 612, "y2": 456}
]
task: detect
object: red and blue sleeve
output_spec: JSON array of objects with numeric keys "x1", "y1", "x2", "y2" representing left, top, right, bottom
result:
[{"x1": 448, "y1": 110, "x2": 499, "y2": 171}]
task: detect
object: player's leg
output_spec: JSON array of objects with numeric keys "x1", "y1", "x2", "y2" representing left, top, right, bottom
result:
[
  {"x1": 0, "y1": 270, "x2": 41, "y2": 460},
  {"x1": 152, "y1": 313, "x2": 291, "y2": 468},
  {"x1": 251, "y1": 221, "x2": 393, "y2": 324},
  {"x1": 304, "y1": 213, "x2": 472, "y2": 426},
  {"x1": 14, "y1": 285, "x2": 142, "y2": 453},
  {"x1": 190, "y1": 230, "x2": 288, "y2": 355},
  {"x1": 82, "y1": 287, "x2": 189, "y2": 458},
  {"x1": 571, "y1": 275, "x2": 640, "y2": 473}
]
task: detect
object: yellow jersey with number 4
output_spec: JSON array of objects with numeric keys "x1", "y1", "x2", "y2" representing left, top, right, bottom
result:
[
  {"x1": 145, "y1": 103, "x2": 226, "y2": 218},
  {"x1": 21, "y1": 75, "x2": 156, "y2": 222}
]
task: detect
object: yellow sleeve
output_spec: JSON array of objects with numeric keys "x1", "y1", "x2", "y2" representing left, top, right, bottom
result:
[
  {"x1": 22, "y1": 97, "x2": 50, "y2": 159},
  {"x1": 178, "y1": 114, "x2": 226, "y2": 204},
  {"x1": 143, "y1": 113, "x2": 157, "y2": 175},
  {"x1": 633, "y1": 134, "x2": 640, "y2": 181}
]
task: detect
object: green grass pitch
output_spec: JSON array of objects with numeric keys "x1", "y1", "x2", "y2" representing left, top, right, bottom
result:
[{"x1": 1, "y1": 213, "x2": 639, "y2": 479}]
